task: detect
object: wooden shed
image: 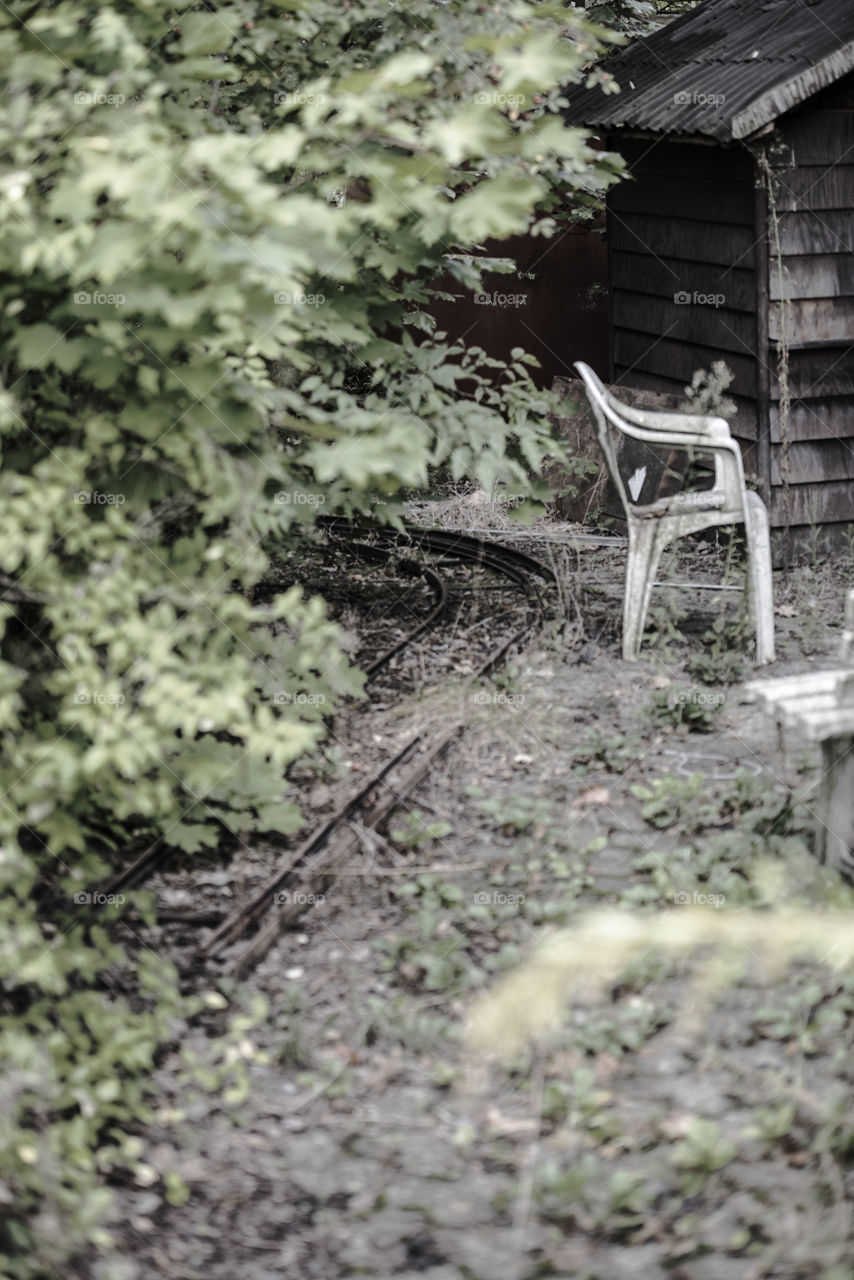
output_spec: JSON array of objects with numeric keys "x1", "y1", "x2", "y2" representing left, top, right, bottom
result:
[{"x1": 563, "y1": 0, "x2": 854, "y2": 556}]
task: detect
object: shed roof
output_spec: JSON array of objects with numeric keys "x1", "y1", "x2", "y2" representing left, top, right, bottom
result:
[{"x1": 563, "y1": 0, "x2": 854, "y2": 142}]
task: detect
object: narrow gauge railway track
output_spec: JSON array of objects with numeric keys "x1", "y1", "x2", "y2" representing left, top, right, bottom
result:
[
  {"x1": 104, "y1": 522, "x2": 554, "y2": 975},
  {"x1": 329, "y1": 520, "x2": 552, "y2": 689}
]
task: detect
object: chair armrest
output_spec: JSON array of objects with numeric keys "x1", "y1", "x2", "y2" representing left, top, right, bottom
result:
[
  {"x1": 610, "y1": 413, "x2": 742, "y2": 458},
  {"x1": 572, "y1": 361, "x2": 731, "y2": 441},
  {"x1": 600, "y1": 389, "x2": 731, "y2": 441}
]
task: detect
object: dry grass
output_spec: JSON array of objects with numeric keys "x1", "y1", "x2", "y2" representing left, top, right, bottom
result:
[{"x1": 404, "y1": 486, "x2": 521, "y2": 531}]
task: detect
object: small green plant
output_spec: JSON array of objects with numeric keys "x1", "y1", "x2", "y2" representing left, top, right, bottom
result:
[
  {"x1": 803, "y1": 494, "x2": 826, "y2": 569},
  {"x1": 643, "y1": 587, "x2": 690, "y2": 653},
  {"x1": 475, "y1": 791, "x2": 552, "y2": 835},
  {"x1": 669, "y1": 1117, "x2": 737, "y2": 1190},
  {"x1": 296, "y1": 1058, "x2": 354, "y2": 1102},
  {"x1": 269, "y1": 986, "x2": 311, "y2": 1068},
  {"x1": 631, "y1": 770, "x2": 800, "y2": 841},
  {"x1": 534, "y1": 1153, "x2": 602, "y2": 1225},
  {"x1": 492, "y1": 663, "x2": 522, "y2": 694},
  {"x1": 750, "y1": 1101, "x2": 797, "y2": 1146},
  {"x1": 753, "y1": 979, "x2": 854, "y2": 1055},
  {"x1": 687, "y1": 615, "x2": 748, "y2": 686},
  {"x1": 395, "y1": 872, "x2": 466, "y2": 911},
  {"x1": 652, "y1": 685, "x2": 724, "y2": 732},
  {"x1": 365, "y1": 995, "x2": 457, "y2": 1053},
  {"x1": 631, "y1": 774, "x2": 710, "y2": 831},
  {"x1": 571, "y1": 728, "x2": 642, "y2": 773},
  {"x1": 569, "y1": 994, "x2": 670, "y2": 1057},
  {"x1": 681, "y1": 361, "x2": 737, "y2": 419},
  {"x1": 607, "y1": 1169, "x2": 657, "y2": 1222},
  {"x1": 377, "y1": 929, "x2": 474, "y2": 994},
  {"x1": 389, "y1": 809, "x2": 453, "y2": 849},
  {"x1": 686, "y1": 646, "x2": 746, "y2": 686},
  {"x1": 843, "y1": 522, "x2": 854, "y2": 566}
]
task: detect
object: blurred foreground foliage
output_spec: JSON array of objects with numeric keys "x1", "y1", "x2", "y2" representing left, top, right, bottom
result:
[{"x1": 0, "y1": 0, "x2": 624, "y2": 1272}]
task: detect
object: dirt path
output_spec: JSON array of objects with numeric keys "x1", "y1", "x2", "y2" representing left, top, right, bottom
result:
[{"x1": 86, "y1": 534, "x2": 854, "y2": 1280}]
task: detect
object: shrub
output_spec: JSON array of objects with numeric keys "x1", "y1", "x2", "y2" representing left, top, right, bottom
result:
[{"x1": 0, "y1": 0, "x2": 624, "y2": 1272}]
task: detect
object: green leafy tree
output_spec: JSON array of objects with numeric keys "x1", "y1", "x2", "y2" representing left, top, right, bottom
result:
[
  {"x1": 0, "y1": 1, "x2": 624, "y2": 1270},
  {"x1": 1, "y1": 0, "x2": 623, "y2": 861}
]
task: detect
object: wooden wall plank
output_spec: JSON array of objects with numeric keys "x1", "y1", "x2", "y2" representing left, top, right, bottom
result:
[
  {"x1": 770, "y1": 350, "x2": 854, "y2": 400},
  {"x1": 769, "y1": 297, "x2": 854, "y2": 345},
  {"x1": 614, "y1": 291, "x2": 756, "y2": 353},
  {"x1": 609, "y1": 214, "x2": 755, "y2": 266},
  {"x1": 779, "y1": 114, "x2": 854, "y2": 166},
  {"x1": 616, "y1": 138, "x2": 754, "y2": 183},
  {"x1": 777, "y1": 210, "x2": 854, "y2": 256},
  {"x1": 613, "y1": 330, "x2": 757, "y2": 396},
  {"x1": 610, "y1": 251, "x2": 755, "y2": 310},
  {"x1": 609, "y1": 174, "x2": 754, "y2": 224},
  {"x1": 770, "y1": 396, "x2": 854, "y2": 443},
  {"x1": 769, "y1": 479, "x2": 854, "y2": 526},
  {"x1": 774, "y1": 167, "x2": 854, "y2": 212},
  {"x1": 769, "y1": 254, "x2": 854, "y2": 300},
  {"x1": 770, "y1": 438, "x2": 854, "y2": 486}
]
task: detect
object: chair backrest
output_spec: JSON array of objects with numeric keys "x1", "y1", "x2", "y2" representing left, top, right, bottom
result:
[{"x1": 573, "y1": 361, "x2": 632, "y2": 515}]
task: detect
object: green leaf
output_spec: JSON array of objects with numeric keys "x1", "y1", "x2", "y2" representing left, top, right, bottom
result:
[
  {"x1": 13, "y1": 325, "x2": 64, "y2": 370},
  {"x1": 450, "y1": 172, "x2": 546, "y2": 241},
  {"x1": 168, "y1": 823, "x2": 221, "y2": 854},
  {"x1": 178, "y1": 12, "x2": 236, "y2": 56},
  {"x1": 255, "y1": 802, "x2": 302, "y2": 835}
]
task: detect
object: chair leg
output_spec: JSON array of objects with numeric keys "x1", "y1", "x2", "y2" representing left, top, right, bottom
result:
[
  {"x1": 622, "y1": 519, "x2": 666, "y2": 661},
  {"x1": 744, "y1": 492, "x2": 775, "y2": 665},
  {"x1": 817, "y1": 734, "x2": 854, "y2": 879}
]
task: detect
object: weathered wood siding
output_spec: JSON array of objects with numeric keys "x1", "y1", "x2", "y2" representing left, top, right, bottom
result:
[
  {"x1": 606, "y1": 81, "x2": 854, "y2": 550},
  {"x1": 607, "y1": 140, "x2": 759, "y2": 456},
  {"x1": 769, "y1": 70, "x2": 854, "y2": 539}
]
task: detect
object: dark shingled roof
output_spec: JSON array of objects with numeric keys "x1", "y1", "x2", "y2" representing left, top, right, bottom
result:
[{"x1": 563, "y1": 0, "x2": 854, "y2": 142}]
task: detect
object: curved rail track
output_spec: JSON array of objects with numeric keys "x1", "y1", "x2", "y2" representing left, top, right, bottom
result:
[{"x1": 104, "y1": 521, "x2": 555, "y2": 976}]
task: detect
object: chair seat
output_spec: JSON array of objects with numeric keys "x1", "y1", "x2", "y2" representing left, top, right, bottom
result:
[{"x1": 632, "y1": 489, "x2": 728, "y2": 519}]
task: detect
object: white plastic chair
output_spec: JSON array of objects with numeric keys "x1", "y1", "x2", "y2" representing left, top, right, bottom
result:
[{"x1": 574, "y1": 362, "x2": 775, "y2": 664}]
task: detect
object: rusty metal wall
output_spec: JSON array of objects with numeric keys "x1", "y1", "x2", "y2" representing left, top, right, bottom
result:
[{"x1": 425, "y1": 227, "x2": 609, "y2": 389}]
